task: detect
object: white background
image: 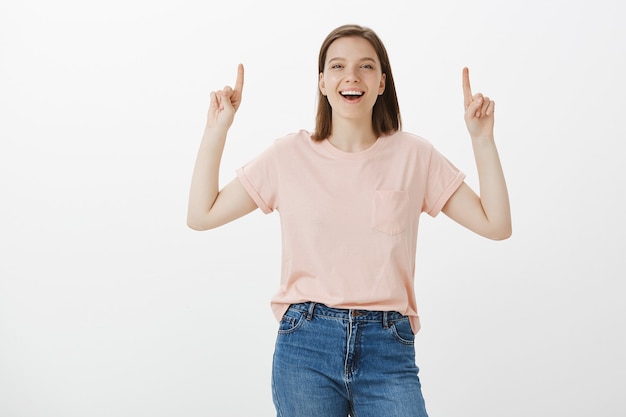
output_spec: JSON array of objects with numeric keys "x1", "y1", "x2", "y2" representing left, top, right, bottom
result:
[{"x1": 1, "y1": 0, "x2": 624, "y2": 416}]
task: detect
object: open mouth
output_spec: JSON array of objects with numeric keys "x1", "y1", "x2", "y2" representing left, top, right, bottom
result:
[{"x1": 340, "y1": 90, "x2": 364, "y2": 101}]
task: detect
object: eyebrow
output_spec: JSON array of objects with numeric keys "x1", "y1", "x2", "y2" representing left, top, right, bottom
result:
[{"x1": 327, "y1": 57, "x2": 378, "y2": 64}]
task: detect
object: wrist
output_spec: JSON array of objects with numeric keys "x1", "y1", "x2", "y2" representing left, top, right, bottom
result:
[
  {"x1": 201, "y1": 125, "x2": 229, "y2": 146},
  {"x1": 471, "y1": 134, "x2": 495, "y2": 145}
]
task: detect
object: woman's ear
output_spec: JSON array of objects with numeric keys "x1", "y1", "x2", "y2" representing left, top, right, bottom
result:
[
  {"x1": 319, "y1": 72, "x2": 327, "y2": 96},
  {"x1": 379, "y1": 73, "x2": 386, "y2": 95}
]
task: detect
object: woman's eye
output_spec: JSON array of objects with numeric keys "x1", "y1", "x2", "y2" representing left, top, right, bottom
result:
[{"x1": 361, "y1": 64, "x2": 374, "y2": 69}]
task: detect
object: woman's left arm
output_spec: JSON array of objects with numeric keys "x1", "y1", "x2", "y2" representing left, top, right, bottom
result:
[{"x1": 442, "y1": 67, "x2": 512, "y2": 240}]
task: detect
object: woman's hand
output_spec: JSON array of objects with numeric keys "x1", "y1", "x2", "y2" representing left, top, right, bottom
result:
[
  {"x1": 442, "y1": 67, "x2": 511, "y2": 240},
  {"x1": 207, "y1": 64, "x2": 245, "y2": 129},
  {"x1": 462, "y1": 67, "x2": 495, "y2": 139},
  {"x1": 188, "y1": 63, "x2": 257, "y2": 231}
]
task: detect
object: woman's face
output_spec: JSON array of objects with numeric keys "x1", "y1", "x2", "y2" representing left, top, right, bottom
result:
[{"x1": 319, "y1": 36, "x2": 386, "y2": 122}]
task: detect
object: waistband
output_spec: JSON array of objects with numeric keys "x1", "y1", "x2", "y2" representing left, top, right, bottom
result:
[{"x1": 289, "y1": 302, "x2": 406, "y2": 325}]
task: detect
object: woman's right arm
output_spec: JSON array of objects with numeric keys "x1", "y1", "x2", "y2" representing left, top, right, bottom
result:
[{"x1": 186, "y1": 64, "x2": 258, "y2": 231}]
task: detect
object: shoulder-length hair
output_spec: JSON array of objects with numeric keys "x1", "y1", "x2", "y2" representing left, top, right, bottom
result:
[{"x1": 312, "y1": 24, "x2": 402, "y2": 141}]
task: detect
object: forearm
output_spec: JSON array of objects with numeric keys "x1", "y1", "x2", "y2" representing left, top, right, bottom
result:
[
  {"x1": 187, "y1": 126, "x2": 228, "y2": 227},
  {"x1": 471, "y1": 135, "x2": 512, "y2": 237}
]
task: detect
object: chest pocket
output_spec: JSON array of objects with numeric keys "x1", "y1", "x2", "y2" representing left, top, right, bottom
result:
[{"x1": 371, "y1": 190, "x2": 409, "y2": 235}]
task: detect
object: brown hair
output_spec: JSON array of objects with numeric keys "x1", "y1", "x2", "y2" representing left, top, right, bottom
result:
[{"x1": 312, "y1": 24, "x2": 402, "y2": 141}]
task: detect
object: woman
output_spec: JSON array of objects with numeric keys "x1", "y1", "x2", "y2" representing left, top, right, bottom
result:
[{"x1": 187, "y1": 24, "x2": 511, "y2": 417}]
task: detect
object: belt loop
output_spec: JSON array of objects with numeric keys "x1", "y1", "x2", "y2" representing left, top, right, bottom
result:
[
  {"x1": 306, "y1": 302, "x2": 316, "y2": 320},
  {"x1": 382, "y1": 311, "x2": 389, "y2": 329}
]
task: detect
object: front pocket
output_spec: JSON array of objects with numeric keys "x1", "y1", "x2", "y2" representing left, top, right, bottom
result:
[
  {"x1": 390, "y1": 318, "x2": 415, "y2": 345},
  {"x1": 371, "y1": 190, "x2": 409, "y2": 235},
  {"x1": 277, "y1": 308, "x2": 306, "y2": 335}
]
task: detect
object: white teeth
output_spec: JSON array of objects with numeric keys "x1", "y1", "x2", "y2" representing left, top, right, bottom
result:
[{"x1": 341, "y1": 91, "x2": 363, "y2": 96}]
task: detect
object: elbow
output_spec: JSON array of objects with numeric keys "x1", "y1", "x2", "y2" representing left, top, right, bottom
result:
[
  {"x1": 186, "y1": 213, "x2": 213, "y2": 231},
  {"x1": 187, "y1": 221, "x2": 207, "y2": 231},
  {"x1": 486, "y1": 224, "x2": 512, "y2": 241},
  {"x1": 489, "y1": 231, "x2": 512, "y2": 241}
]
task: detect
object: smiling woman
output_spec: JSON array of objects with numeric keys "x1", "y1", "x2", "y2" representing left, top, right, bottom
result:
[
  {"x1": 313, "y1": 25, "x2": 400, "y2": 145},
  {"x1": 317, "y1": 36, "x2": 387, "y2": 148},
  {"x1": 187, "y1": 23, "x2": 511, "y2": 417}
]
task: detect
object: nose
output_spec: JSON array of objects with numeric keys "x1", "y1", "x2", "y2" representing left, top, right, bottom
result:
[{"x1": 344, "y1": 66, "x2": 360, "y2": 82}]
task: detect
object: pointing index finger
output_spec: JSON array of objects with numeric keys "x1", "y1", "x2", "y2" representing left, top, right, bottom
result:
[
  {"x1": 234, "y1": 63, "x2": 244, "y2": 95},
  {"x1": 462, "y1": 67, "x2": 472, "y2": 108}
]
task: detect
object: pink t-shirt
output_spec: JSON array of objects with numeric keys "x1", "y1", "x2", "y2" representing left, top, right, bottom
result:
[{"x1": 236, "y1": 130, "x2": 465, "y2": 333}]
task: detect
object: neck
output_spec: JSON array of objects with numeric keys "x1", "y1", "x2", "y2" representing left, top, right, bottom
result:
[{"x1": 328, "y1": 119, "x2": 377, "y2": 153}]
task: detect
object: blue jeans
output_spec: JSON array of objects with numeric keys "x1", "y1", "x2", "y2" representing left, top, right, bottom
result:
[{"x1": 272, "y1": 302, "x2": 429, "y2": 417}]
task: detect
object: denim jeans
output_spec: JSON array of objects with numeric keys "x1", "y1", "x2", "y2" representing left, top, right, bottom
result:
[{"x1": 272, "y1": 302, "x2": 429, "y2": 417}]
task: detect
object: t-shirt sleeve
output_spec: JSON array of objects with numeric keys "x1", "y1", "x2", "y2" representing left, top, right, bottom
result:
[
  {"x1": 423, "y1": 146, "x2": 465, "y2": 217},
  {"x1": 235, "y1": 144, "x2": 279, "y2": 215}
]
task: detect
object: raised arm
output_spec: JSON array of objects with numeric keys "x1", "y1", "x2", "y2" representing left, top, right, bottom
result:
[
  {"x1": 442, "y1": 67, "x2": 512, "y2": 240},
  {"x1": 187, "y1": 64, "x2": 257, "y2": 231}
]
